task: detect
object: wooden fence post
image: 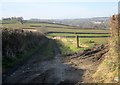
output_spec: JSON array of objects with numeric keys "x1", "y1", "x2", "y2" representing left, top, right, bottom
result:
[{"x1": 76, "y1": 35, "x2": 79, "y2": 48}]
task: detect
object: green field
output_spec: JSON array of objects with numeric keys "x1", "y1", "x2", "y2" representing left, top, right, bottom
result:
[
  {"x1": 2, "y1": 22, "x2": 72, "y2": 29},
  {"x1": 44, "y1": 28, "x2": 109, "y2": 33},
  {"x1": 55, "y1": 37, "x2": 109, "y2": 55},
  {"x1": 2, "y1": 21, "x2": 110, "y2": 56},
  {"x1": 2, "y1": 22, "x2": 109, "y2": 33},
  {"x1": 47, "y1": 33, "x2": 110, "y2": 37}
]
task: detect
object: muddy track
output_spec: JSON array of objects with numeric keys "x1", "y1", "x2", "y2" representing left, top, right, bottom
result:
[
  {"x1": 3, "y1": 39, "x2": 64, "y2": 84},
  {"x1": 3, "y1": 40, "x2": 109, "y2": 85},
  {"x1": 64, "y1": 44, "x2": 109, "y2": 83}
]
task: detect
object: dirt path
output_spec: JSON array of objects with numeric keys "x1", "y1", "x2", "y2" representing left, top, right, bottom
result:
[{"x1": 3, "y1": 40, "x2": 109, "y2": 84}]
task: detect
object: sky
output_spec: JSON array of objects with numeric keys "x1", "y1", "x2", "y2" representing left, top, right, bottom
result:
[{"x1": 0, "y1": 1, "x2": 119, "y2": 19}]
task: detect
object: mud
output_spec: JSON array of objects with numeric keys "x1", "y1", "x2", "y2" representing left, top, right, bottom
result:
[{"x1": 2, "y1": 42, "x2": 109, "y2": 85}]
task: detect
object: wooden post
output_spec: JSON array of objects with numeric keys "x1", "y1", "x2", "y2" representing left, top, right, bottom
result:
[{"x1": 76, "y1": 35, "x2": 79, "y2": 48}]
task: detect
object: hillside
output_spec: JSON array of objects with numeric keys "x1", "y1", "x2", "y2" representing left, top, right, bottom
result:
[
  {"x1": 2, "y1": 17, "x2": 109, "y2": 29},
  {"x1": 29, "y1": 17, "x2": 109, "y2": 29}
]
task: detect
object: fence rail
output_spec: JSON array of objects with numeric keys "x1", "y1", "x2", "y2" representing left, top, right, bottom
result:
[
  {"x1": 51, "y1": 36, "x2": 110, "y2": 38},
  {"x1": 46, "y1": 32, "x2": 110, "y2": 34}
]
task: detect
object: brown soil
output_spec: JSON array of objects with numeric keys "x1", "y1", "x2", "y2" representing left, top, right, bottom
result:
[{"x1": 65, "y1": 44, "x2": 109, "y2": 83}]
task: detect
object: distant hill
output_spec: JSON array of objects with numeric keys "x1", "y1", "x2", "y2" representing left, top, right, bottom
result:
[{"x1": 29, "y1": 17, "x2": 109, "y2": 29}]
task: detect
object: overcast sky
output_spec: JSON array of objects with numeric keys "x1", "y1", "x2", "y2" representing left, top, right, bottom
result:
[{"x1": 0, "y1": 1, "x2": 118, "y2": 19}]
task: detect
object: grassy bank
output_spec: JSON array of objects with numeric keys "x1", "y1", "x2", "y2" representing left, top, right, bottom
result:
[
  {"x1": 2, "y1": 28, "x2": 51, "y2": 73},
  {"x1": 55, "y1": 37, "x2": 109, "y2": 56},
  {"x1": 3, "y1": 44, "x2": 41, "y2": 71},
  {"x1": 93, "y1": 15, "x2": 119, "y2": 83}
]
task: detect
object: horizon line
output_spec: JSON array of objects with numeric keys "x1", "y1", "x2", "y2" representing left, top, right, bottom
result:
[{"x1": 1, "y1": 16, "x2": 113, "y2": 20}]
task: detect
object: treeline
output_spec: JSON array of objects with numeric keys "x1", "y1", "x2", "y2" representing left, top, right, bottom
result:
[
  {"x1": 2, "y1": 17, "x2": 23, "y2": 21},
  {"x1": 2, "y1": 17, "x2": 24, "y2": 24}
]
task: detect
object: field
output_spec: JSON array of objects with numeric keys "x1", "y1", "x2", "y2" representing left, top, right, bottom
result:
[
  {"x1": 47, "y1": 33, "x2": 110, "y2": 37},
  {"x1": 2, "y1": 22, "x2": 109, "y2": 32},
  {"x1": 2, "y1": 21, "x2": 110, "y2": 56}
]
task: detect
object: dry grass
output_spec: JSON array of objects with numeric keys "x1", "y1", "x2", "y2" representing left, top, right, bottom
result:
[{"x1": 92, "y1": 15, "x2": 119, "y2": 83}]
